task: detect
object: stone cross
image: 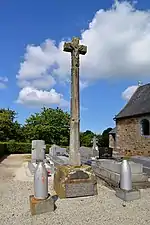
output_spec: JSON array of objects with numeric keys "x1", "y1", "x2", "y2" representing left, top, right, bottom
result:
[
  {"x1": 92, "y1": 136, "x2": 98, "y2": 149},
  {"x1": 92, "y1": 136, "x2": 99, "y2": 157},
  {"x1": 63, "y1": 37, "x2": 87, "y2": 166}
]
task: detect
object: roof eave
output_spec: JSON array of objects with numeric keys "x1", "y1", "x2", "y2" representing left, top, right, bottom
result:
[{"x1": 115, "y1": 112, "x2": 150, "y2": 120}]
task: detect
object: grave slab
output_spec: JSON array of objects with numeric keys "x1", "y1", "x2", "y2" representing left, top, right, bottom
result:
[
  {"x1": 93, "y1": 165, "x2": 148, "y2": 183},
  {"x1": 49, "y1": 144, "x2": 67, "y2": 157},
  {"x1": 29, "y1": 194, "x2": 55, "y2": 215},
  {"x1": 96, "y1": 159, "x2": 143, "y2": 174},
  {"x1": 54, "y1": 165, "x2": 97, "y2": 198},
  {"x1": 115, "y1": 188, "x2": 141, "y2": 201}
]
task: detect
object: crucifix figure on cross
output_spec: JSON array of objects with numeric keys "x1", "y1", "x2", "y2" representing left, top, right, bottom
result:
[
  {"x1": 63, "y1": 37, "x2": 87, "y2": 166},
  {"x1": 92, "y1": 136, "x2": 98, "y2": 150}
]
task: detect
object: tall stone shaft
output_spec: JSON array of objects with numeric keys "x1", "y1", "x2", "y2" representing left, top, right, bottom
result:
[{"x1": 63, "y1": 37, "x2": 87, "y2": 166}]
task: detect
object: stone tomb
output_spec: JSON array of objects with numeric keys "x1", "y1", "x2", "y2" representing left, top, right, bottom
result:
[
  {"x1": 49, "y1": 144, "x2": 67, "y2": 157},
  {"x1": 93, "y1": 159, "x2": 150, "y2": 189},
  {"x1": 80, "y1": 146, "x2": 93, "y2": 163},
  {"x1": 54, "y1": 165, "x2": 97, "y2": 198}
]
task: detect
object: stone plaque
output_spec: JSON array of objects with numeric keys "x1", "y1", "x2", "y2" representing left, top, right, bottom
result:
[
  {"x1": 65, "y1": 182, "x2": 95, "y2": 198},
  {"x1": 54, "y1": 165, "x2": 97, "y2": 198}
]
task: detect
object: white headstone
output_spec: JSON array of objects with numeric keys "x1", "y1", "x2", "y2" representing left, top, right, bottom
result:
[
  {"x1": 32, "y1": 140, "x2": 45, "y2": 149},
  {"x1": 92, "y1": 136, "x2": 99, "y2": 157},
  {"x1": 31, "y1": 149, "x2": 37, "y2": 163},
  {"x1": 31, "y1": 140, "x2": 46, "y2": 162}
]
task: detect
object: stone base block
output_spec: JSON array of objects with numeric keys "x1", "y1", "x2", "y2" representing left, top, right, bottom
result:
[
  {"x1": 115, "y1": 188, "x2": 141, "y2": 201},
  {"x1": 29, "y1": 194, "x2": 55, "y2": 216},
  {"x1": 54, "y1": 165, "x2": 97, "y2": 198}
]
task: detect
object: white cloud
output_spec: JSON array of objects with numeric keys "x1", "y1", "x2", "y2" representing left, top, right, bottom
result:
[
  {"x1": 80, "y1": 105, "x2": 88, "y2": 111},
  {"x1": 17, "y1": 1, "x2": 150, "y2": 83},
  {"x1": 0, "y1": 76, "x2": 8, "y2": 89},
  {"x1": 16, "y1": 86, "x2": 69, "y2": 107},
  {"x1": 122, "y1": 85, "x2": 138, "y2": 100},
  {"x1": 17, "y1": 1, "x2": 150, "y2": 105},
  {"x1": 0, "y1": 76, "x2": 8, "y2": 82},
  {"x1": 17, "y1": 75, "x2": 56, "y2": 89},
  {"x1": 0, "y1": 83, "x2": 7, "y2": 89},
  {"x1": 80, "y1": 80, "x2": 89, "y2": 90},
  {"x1": 17, "y1": 40, "x2": 70, "y2": 83}
]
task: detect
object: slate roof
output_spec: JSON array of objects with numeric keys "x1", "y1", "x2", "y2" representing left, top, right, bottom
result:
[
  {"x1": 109, "y1": 127, "x2": 116, "y2": 134},
  {"x1": 115, "y1": 83, "x2": 150, "y2": 119}
]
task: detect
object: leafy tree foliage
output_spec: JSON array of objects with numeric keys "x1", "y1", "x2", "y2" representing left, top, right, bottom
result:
[
  {"x1": 23, "y1": 107, "x2": 70, "y2": 145},
  {"x1": 0, "y1": 108, "x2": 23, "y2": 141},
  {"x1": 97, "y1": 127, "x2": 112, "y2": 147},
  {"x1": 0, "y1": 107, "x2": 112, "y2": 148},
  {"x1": 80, "y1": 130, "x2": 95, "y2": 147}
]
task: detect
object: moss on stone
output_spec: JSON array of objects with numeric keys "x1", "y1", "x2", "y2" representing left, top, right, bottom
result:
[{"x1": 54, "y1": 165, "x2": 97, "y2": 198}]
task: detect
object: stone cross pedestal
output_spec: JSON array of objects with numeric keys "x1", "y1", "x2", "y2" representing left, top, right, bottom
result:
[{"x1": 64, "y1": 37, "x2": 87, "y2": 166}]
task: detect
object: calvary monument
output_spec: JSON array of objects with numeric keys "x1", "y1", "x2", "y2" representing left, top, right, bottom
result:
[
  {"x1": 63, "y1": 37, "x2": 87, "y2": 166},
  {"x1": 54, "y1": 37, "x2": 97, "y2": 198}
]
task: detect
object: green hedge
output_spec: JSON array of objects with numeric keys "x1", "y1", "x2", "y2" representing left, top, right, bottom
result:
[
  {"x1": 0, "y1": 141, "x2": 68, "y2": 156},
  {"x1": 0, "y1": 142, "x2": 5, "y2": 158},
  {"x1": 0, "y1": 141, "x2": 31, "y2": 155}
]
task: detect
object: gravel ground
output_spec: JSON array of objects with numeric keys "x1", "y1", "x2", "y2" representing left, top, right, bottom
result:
[{"x1": 0, "y1": 155, "x2": 150, "y2": 225}]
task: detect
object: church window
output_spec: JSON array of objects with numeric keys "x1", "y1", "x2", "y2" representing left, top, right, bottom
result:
[{"x1": 141, "y1": 119, "x2": 150, "y2": 136}]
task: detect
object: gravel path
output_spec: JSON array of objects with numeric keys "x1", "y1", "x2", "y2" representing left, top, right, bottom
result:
[{"x1": 0, "y1": 155, "x2": 150, "y2": 225}]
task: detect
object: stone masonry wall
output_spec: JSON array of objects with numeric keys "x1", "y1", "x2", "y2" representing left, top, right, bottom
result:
[{"x1": 115, "y1": 116, "x2": 150, "y2": 156}]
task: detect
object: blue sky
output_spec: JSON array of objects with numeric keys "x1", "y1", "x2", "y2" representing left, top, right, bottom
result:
[{"x1": 0, "y1": 0, "x2": 150, "y2": 133}]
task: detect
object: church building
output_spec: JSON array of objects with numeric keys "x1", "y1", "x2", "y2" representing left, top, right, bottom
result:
[{"x1": 109, "y1": 83, "x2": 150, "y2": 156}]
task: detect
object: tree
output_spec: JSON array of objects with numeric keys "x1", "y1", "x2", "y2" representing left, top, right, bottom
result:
[
  {"x1": 0, "y1": 108, "x2": 23, "y2": 141},
  {"x1": 97, "y1": 127, "x2": 112, "y2": 147},
  {"x1": 23, "y1": 107, "x2": 70, "y2": 145},
  {"x1": 80, "y1": 130, "x2": 95, "y2": 147}
]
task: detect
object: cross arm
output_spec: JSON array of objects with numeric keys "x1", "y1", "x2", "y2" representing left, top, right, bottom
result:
[
  {"x1": 63, "y1": 42, "x2": 73, "y2": 53},
  {"x1": 78, "y1": 45, "x2": 87, "y2": 55}
]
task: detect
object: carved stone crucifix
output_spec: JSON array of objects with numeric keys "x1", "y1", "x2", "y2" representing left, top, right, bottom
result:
[
  {"x1": 92, "y1": 136, "x2": 98, "y2": 149},
  {"x1": 63, "y1": 37, "x2": 87, "y2": 166}
]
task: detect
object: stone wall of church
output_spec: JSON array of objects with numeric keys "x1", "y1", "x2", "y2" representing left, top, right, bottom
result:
[{"x1": 115, "y1": 116, "x2": 150, "y2": 156}]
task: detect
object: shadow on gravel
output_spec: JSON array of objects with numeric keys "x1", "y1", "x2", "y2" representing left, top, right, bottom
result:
[{"x1": 0, "y1": 154, "x2": 10, "y2": 163}]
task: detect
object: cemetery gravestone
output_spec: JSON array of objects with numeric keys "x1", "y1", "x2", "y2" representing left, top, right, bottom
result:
[
  {"x1": 49, "y1": 144, "x2": 67, "y2": 157},
  {"x1": 91, "y1": 136, "x2": 99, "y2": 157},
  {"x1": 54, "y1": 165, "x2": 97, "y2": 198},
  {"x1": 80, "y1": 146, "x2": 93, "y2": 163},
  {"x1": 31, "y1": 140, "x2": 46, "y2": 162},
  {"x1": 93, "y1": 159, "x2": 150, "y2": 189},
  {"x1": 29, "y1": 140, "x2": 46, "y2": 174}
]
